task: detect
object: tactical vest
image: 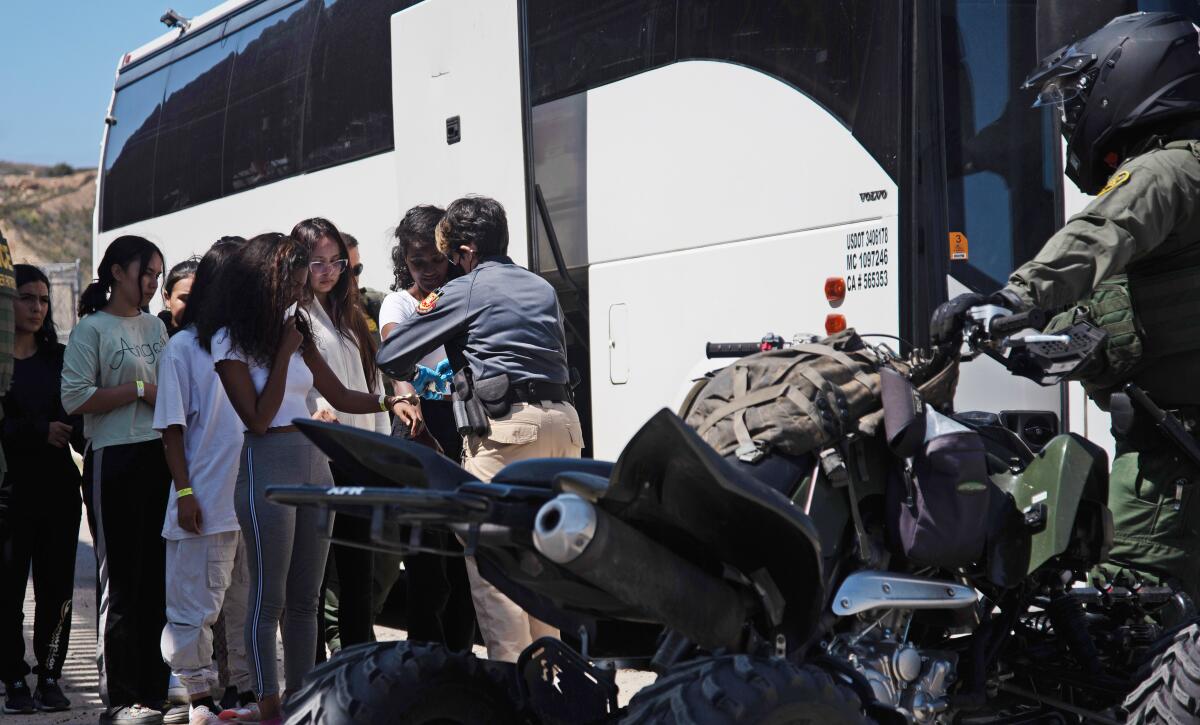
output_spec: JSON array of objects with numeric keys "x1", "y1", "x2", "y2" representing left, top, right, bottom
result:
[{"x1": 1046, "y1": 141, "x2": 1200, "y2": 405}]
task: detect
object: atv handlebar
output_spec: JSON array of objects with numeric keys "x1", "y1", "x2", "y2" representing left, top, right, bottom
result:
[
  {"x1": 987, "y1": 308, "x2": 1048, "y2": 338},
  {"x1": 705, "y1": 334, "x2": 786, "y2": 359}
]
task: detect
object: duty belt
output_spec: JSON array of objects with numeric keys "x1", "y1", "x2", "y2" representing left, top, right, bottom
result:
[{"x1": 510, "y1": 381, "x2": 572, "y2": 405}]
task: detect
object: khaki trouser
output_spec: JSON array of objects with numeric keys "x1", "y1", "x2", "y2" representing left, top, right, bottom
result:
[
  {"x1": 160, "y1": 531, "x2": 241, "y2": 696},
  {"x1": 461, "y1": 401, "x2": 583, "y2": 663}
]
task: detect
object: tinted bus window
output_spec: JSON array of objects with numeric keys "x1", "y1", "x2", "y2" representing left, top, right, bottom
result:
[
  {"x1": 528, "y1": 0, "x2": 901, "y2": 181},
  {"x1": 527, "y1": 0, "x2": 676, "y2": 105},
  {"x1": 223, "y1": 2, "x2": 316, "y2": 194},
  {"x1": 154, "y1": 39, "x2": 236, "y2": 214},
  {"x1": 303, "y1": 0, "x2": 412, "y2": 170},
  {"x1": 102, "y1": 70, "x2": 167, "y2": 230},
  {"x1": 942, "y1": 0, "x2": 1056, "y2": 290}
]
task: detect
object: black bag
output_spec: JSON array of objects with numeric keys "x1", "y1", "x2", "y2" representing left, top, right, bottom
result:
[{"x1": 889, "y1": 426, "x2": 992, "y2": 568}]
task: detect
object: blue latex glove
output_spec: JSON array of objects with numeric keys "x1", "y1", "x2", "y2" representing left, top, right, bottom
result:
[{"x1": 413, "y1": 359, "x2": 454, "y2": 400}]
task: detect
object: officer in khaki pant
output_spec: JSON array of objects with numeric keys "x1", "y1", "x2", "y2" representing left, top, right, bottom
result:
[{"x1": 378, "y1": 196, "x2": 582, "y2": 662}]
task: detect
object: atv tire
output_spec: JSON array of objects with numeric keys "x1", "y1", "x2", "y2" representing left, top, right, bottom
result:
[
  {"x1": 621, "y1": 655, "x2": 871, "y2": 724},
  {"x1": 284, "y1": 641, "x2": 522, "y2": 725},
  {"x1": 1123, "y1": 623, "x2": 1200, "y2": 723}
]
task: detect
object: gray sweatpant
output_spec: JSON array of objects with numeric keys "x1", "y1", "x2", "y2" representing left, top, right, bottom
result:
[{"x1": 234, "y1": 431, "x2": 333, "y2": 698}]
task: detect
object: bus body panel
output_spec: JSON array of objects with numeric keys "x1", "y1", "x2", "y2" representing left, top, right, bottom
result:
[
  {"x1": 585, "y1": 61, "x2": 897, "y2": 265},
  {"x1": 390, "y1": 0, "x2": 530, "y2": 267}
]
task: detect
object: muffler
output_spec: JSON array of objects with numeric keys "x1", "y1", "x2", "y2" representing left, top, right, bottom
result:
[{"x1": 533, "y1": 493, "x2": 747, "y2": 651}]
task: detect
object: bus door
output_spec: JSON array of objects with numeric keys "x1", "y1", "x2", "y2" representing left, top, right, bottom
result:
[
  {"x1": 938, "y1": 0, "x2": 1069, "y2": 447},
  {"x1": 389, "y1": 0, "x2": 532, "y2": 266}
]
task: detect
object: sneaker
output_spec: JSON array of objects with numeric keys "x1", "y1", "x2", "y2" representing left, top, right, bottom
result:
[
  {"x1": 217, "y1": 702, "x2": 260, "y2": 722},
  {"x1": 35, "y1": 677, "x2": 71, "y2": 711},
  {"x1": 99, "y1": 704, "x2": 166, "y2": 724},
  {"x1": 189, "y1": 705, "x2": 222, "y2": 725},
  {"x1": 3, "y1": 679, "x2": 35, "y2": 714},
  {"x1": 162, "y1": 702, "x2": 191, "y2": 724}
]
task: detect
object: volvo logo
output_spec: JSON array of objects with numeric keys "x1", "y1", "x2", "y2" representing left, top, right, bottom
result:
[{"x1": 858, "y1": 189, "x2": 888, "y2": 202}]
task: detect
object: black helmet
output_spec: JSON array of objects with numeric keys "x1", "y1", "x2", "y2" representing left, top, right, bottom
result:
[{"x1": 1023, "y1": 12, "x2": 1200, "y2": 194}]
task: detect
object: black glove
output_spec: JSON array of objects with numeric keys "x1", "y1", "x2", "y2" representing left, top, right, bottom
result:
[{"x1": 929, "y1": 292, "x2": 987, "y2": 346}]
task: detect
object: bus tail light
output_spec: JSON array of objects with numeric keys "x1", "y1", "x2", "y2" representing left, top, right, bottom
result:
[
  {"x1": 825, "y1": 314, "x2": 847, "y2": 335},
  {"x1": 824, "y1": 276, "x2": 846, "y2": 303}
]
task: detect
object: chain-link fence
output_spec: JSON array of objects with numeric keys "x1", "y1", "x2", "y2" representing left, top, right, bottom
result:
[{"x1": 41, "y1": 260, "x2": 81, "y2": 343}]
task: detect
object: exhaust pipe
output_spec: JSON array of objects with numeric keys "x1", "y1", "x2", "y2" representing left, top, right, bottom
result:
[{"x1": 534, "y1": 494, "x2": 747, "y2": 651}]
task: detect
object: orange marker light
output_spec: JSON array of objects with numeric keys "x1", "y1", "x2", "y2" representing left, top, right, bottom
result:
[
  {"x1": 825, "y1": 313, "x2": 847, "y2": 335},
  {"x1": 824, "y1": 276, "x2": 846, "y2": 303}
]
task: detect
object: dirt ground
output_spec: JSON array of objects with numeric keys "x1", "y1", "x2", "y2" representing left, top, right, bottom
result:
[{"x1": 7, "y1": 528, "x2": 655, "y2": 724}]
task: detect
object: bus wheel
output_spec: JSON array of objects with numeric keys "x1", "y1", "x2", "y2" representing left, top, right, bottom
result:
[{"x1": 284, "y1": 641, "x2": 522, "y2": 725}]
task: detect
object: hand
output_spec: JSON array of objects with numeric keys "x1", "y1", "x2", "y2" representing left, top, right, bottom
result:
[
  {"x1": 930, "y1": 292, "x2": 988, "y2": 346},
  {"x1": 391, "y1": 399, "x2": 425, "y2": 437},
  {"x1": 280, "y1": 317, "x2": 303, "y2": 357},
  {"x1": 47, "y1": 421, "x2": 73, "y2": 448},
  {"x1": 177, "y1": 494, "x2": 203, "y2": 535},
  {"x1": 312, "y1": 408, "x2": 339, "y2": 423}
]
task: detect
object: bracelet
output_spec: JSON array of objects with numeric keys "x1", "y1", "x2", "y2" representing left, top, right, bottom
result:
[
  {"x1": 176, "y1": 487, "x2": 193, "y2": 498},
  {"x1": 379, "y1": 394, "x2": 389, "y2": 412},
  {"x1": 136, "y1": 380, "x2": 145, "y2": 399}
]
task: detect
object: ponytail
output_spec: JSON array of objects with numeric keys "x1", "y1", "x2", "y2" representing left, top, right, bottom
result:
[{"x1": 79, "y1": 235, "x2": 164, "y2": 317}]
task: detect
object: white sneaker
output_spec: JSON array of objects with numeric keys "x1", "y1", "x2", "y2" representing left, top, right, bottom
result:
[
  {"x1": 217, "y1": 703, "x2": 260, "y2": 722},
  {"x1": 189, "y1": 705, "x2": 222, "y2": 725}
]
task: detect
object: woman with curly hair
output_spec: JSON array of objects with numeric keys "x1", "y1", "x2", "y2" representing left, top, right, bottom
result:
[{"x1": 198, "y1": 233, "x2": 419, "y2": 725}]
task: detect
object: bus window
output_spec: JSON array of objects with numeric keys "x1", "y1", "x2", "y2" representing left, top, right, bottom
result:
[
  {"x1": 941, "y1": 0, "x2": 1057, "y2": 291},
  {"x1": 154, "y1": 38, "x2": 235, "y2": 215},
  {"x1": 102, "y1": 70, "x2": 167, "y2": 231},
  {"x1": 527, "y1": 0, "x2": 676, "y2": 106},
  {"x1": 222, "y1": 2, "x2": 316, "y2": 194},
  {"x1": 303, "y1": 0, "x2": 412, "y2": 171}
]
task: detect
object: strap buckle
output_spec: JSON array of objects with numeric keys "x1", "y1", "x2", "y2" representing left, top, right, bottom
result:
[{"x1": 735, "y1": 439, "x2": 767, "y2": 463}]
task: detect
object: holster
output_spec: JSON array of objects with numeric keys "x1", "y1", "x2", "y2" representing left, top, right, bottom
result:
[{"x1": 452, "y1": 369, "x2": 491, "y2": 437}]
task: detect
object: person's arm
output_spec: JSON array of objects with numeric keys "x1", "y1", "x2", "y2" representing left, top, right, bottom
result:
[
  {"x1": 376, "y1": 280, "x2": 471, "y2": 381},
  {"x1": 1005, "y1": 147, "x2": 1200, "y2": 310},
  {"x1": 304, "y1": 347, "x2": 423, "y2": 433},
  {"x1": 216, "y1": 321, "x2": 301, "y2": 435},
  {"x1": 162, "y1": 424, "x2": 202, "y2": 534}
]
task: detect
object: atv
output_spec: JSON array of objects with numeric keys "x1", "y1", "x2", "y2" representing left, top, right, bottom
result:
[{"x1": 273, "y1": 309, "x2": 1200, "y2": 724}]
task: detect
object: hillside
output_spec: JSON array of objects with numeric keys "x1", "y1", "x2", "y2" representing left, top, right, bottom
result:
[{"x1": 0, "y1": 161, "x2": 95, "y2": 272}]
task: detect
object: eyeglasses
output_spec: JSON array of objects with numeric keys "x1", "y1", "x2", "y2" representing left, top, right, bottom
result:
[
  {"x1": 351, "y1": 263, "x2": 363, "y2": 276},
  {"x1": 309, "y1": 259, "x2": 348, "y2": 275}
]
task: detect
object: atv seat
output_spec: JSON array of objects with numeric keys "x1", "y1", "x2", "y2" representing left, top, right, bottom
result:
[{"x1": 491, "y1": 458, "x2": 614, "y2": 488}]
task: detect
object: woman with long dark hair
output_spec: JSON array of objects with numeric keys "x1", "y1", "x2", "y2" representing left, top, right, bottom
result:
[
  {"x1": 378, "y1": 205, "x2": 477, "y2": 652},
  {"x1": 61, "y1": 235, "x2": 171, "y2": 725},
  {"x1": 0, "y1": 265, "x2": 83, "y2": 715},
  {"x1": 290, "y1": 218, "x2": 393, "y2": 654},
  {"x1": 158, "y1": 258, "x2": 198, "y2": 338},
  {"x1": 200, "y1": 233, "x2": 420, "y2": 725}
]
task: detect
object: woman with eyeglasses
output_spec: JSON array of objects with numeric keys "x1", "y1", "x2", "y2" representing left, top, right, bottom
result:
[
  {"x1": 290, "y1": 218, "x2": 406, "y2": 657},
  {"x1": 61, "y1": 236, "x2": 172, "y2": 725},
  {"x1": 199, "y1": 233, "x2": 420, "y2": 725}
]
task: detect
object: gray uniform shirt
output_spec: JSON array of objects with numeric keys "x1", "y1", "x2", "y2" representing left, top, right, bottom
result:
[{"x1": 377, "y1": 256, "x2": 570, "y2": 385}]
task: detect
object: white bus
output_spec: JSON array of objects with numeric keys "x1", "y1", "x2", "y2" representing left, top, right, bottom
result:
[{"x1": 95, "y1": 0, "x2": 1187, "y2": 459}]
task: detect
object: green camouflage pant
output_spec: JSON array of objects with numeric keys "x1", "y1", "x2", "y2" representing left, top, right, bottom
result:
[{"x1": 1104, "y1": 440, "x2": 1200, "y2": 602}]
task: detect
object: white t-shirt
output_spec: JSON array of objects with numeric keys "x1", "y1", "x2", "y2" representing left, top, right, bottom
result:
[
  {"x1": 305, "y1": 300, "x2": 390, "y2": 434},
  {"x1": 210, "y1": 326, "x2": 313, "y2": 430},
  {"x1": 379, "y1": 291, "x2": 448, "y2": 371},
  {"x1": 153, "y1": 328, "x2": 243, "y2": 540}
]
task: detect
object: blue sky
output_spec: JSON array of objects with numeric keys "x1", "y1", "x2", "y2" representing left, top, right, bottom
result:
[{"x1": 0, "y1": 1, "x2": 216, "y2": 168}]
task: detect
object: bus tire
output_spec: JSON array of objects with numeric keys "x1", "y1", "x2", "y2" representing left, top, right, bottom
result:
[
  {"x1": 621, "y1": 655, "x2": 870, "y2": 725},
  {"x1": 284, "y1": 641, "x2": 521, "y2": 725},
  {"x1": 1123, "y1": 623, "x2": 1200, "y2": 723}
]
